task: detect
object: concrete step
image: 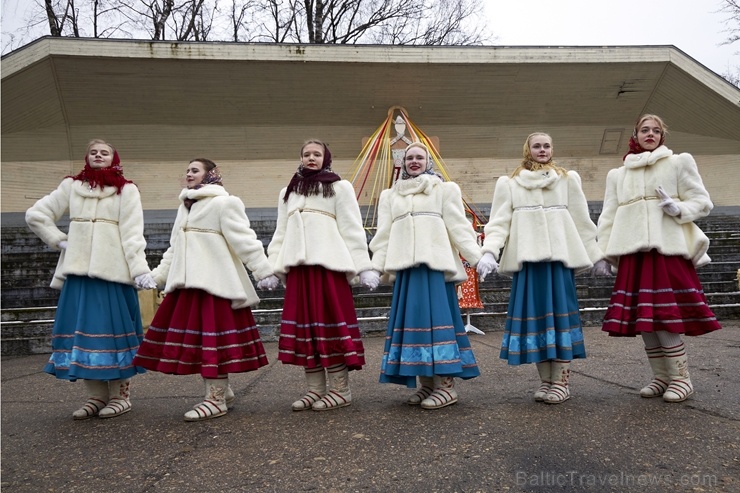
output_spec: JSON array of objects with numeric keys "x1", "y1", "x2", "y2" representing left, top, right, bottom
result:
[
  {"x1": 3, "y1": 211, "x2": 739, "y2": 355},
  {"x1": 705, "y1": 254, "x2": 740, "y2": 264},
  {"x1": 1, "y1": 306, "x2": 57, "y2": 322},
  {"x1": 695, "y1": 262, "x2": 740, "y2": 274},
  {"x1": 2, "y1": 267, "x2": 736, "y2": 309},
  {"x1": 7, "y1": 301, "x2": 738, "y2": 357},
  {"x1": 4, "y1": 288, "x2": 738, "y2": 356},
  {"x1": 697, "y1": 222, "x2": 740, "y2": 232},
  {"x1": 2, "y1": 287, "x2": 60, "y2": 308}
]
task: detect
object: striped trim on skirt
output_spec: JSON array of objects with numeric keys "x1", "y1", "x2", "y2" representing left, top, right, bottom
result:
[
  {"x1": 277, "y1": 265, "x2": 365, "y2": 370},
  {"x1": 44, "y1": 275, "x2": 146, "y2": 381},
  {"x1": 380, "y1": 265, "x2": 480, "y2": 387},
  {"x1": 500, "y1": 261, "x2": 586, "y2": 365},
  {"x1": 602, "y1": 250, "x2": 721, "y2": 336},
  {"x1": 133, "y1": 288, "x2": 268, "y2": 377}
]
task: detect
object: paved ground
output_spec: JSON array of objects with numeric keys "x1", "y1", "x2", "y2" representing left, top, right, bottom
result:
[{"x1": 2, "y1": 323, "x2": 738, "y2": 493}]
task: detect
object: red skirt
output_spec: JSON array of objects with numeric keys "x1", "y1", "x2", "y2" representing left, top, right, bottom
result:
[
  {"x1": 602, "y1": 250, "x2": 721, "y2": 337},
  {"x1": 278, "y1": 265, "x2": 365, "y2": 370},
  {"x1": 133, "y1": 289, "x2": 268, "y2": 378}
]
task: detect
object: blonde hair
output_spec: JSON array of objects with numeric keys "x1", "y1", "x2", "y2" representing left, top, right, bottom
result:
[
  {"x1": 86, "y1": 138, "x2": 115, "y2": 154},
  {"x1": 404, "y1": 142, "x2": 430, "y2": 158},
  {"x1": 401, "y1": 142, "x2": 435, "y2": 179},
  {"x1": 511, "y1": 132, "x2": 567, "y2": 177},
  {"x1": 633, "y1": 114, "x2": 669, "y2": 139}
]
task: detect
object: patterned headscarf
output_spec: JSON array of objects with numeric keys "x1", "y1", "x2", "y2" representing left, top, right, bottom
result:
[
  {"x1": 183, "y1": 159, "x2": 224, "y2": 210},
  {"x1": 198, "y1": 166, "x2": 223, "y2": 187},
  {"x1": 400, "y1": 142, "x2": 437, "y2": 180},
  {"x1": 283, "y1": 141, "x2": 341, "y2": 202}
]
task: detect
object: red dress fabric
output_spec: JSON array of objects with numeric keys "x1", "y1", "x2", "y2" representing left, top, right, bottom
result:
[
  {"x1": 133, "y1": 288, "x2": 268, "y2": 378},
  {"x1": 602, "y1": 250, "x2": 721, "y2": 337},
  {"x1": 457, "y1": 260, "x2": 484, "y2": 309},
  {"x1": 278, "y1": 265, "x2": 365, "y2": 370}
]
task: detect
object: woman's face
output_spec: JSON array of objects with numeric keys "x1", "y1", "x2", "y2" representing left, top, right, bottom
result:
[
  {"x1": 186, "y1": 161, "x2": 207, "y2": 188},
  {"x1": 636, "y1": 119, "x2": 662, "y2": 151},
  {"x1": 404, "y1": 146, "x2": 428, "y2": 177},
  {"x1": 528, "y1": 135, "x2": 553, "y2": 164},
  {"x1": 87, "y1": 144, "x2": 114, "y2": 169},
  {"x1": 301, "y1": 143, "x2": 325, "y2": 170}
]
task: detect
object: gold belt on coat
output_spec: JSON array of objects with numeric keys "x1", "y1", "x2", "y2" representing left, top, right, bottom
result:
[
  {"x1": 183, "y1": 227, "x2": 223, "y2": 236},
  {"x1": 70, "y1": 217, "x2": 119, "y2": 225},
  {"x1": 618, "y1": 195, "x2": 664, "y2": 206},
  {"x1": 513, "y1": 205, "x2": 567, "y2": 211},
  {"x1": 393, "y1": 211, "x2": 442, "y2": 222},
  {"x1": 288, "y1": 208, "x2": 336, "y2": 219}
]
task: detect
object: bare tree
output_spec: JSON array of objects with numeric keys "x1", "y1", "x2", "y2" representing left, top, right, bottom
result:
[
  {"x1": 368, "y1": 0, "x2": 489, "y2": 45},
  {"x1": 238, "y1": 0, "x2": 304, "y2": 43},
  {"x1": 718, "y1": 0, "x2": 740, "y2": 87},
  {"x1": 33, "y1": 0, "x2": 214, "y2": 41},
  {"x1": 115, "y1": 0, "x2": 176, "y2": 40},
  {"x1": 228, "y1": 0, "x2": 253, "y2": 41},
  {"x1": 9, "y1": 0, "x2": 492, "y2": 47},
  {"x1": 44, "y1": 0, "x2": 77, "y2": 36},
  {"x1": 175, "y1": 0, "x2": 215, "y2": 41},
  {"x1": 721, "y1": 70, "x2": 740, "y2": 86},
  {"x1": 718, "y1": 0, "x2": 740, "y2": 45},
  {"x1": 230, "y1": 0, "x2": 493, "y2": 45},
  {"x1": 35, "y1": 0, "x2": 144, "y2": 39}
]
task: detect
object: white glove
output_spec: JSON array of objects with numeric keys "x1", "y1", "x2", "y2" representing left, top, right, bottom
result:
[
  {"x1": 656, "y1": 186, "x2": 680, "y2": 217},
  {"x1": 58, "y1": 241, "x2": 68, "y2": 250},
  {"x1": 257, "y1": 275, "x2": 280, "y2": 291},
  {"x1": 476, "y1": 252, "x2": 498, "y2": 281},
  {"x1": 591, "y1": 259, "x2": 612, "y2": 277},
  {"x1": 359, "y1": 270, "x2": 381, "y2": 291},
  {"x1": 134, "y1": 273, "x2": 157, "y2": 290}
]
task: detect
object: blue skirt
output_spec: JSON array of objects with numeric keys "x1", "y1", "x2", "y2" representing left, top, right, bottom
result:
[
  {"x1": 44, "y1": 275, "x2": 146, "y2": 381},
  {"x1": 500, "y1": 261, "x2": 586, "y2": 365},
  {"x1": 380, "y1": 265, "x2": 480, "y2": 387}
]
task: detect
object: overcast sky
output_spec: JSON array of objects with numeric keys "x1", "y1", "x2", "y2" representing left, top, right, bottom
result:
[
  {"x1": 1, "y1": 0, "x2": 738, "y2": 76},
  {"x1": 485, "y1": 0, "x2": 738, "y2": 76}
]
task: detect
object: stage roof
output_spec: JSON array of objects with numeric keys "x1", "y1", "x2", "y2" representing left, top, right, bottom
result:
[{"x1": 2, "y1": 38, "x2": 740, "y2": 162}]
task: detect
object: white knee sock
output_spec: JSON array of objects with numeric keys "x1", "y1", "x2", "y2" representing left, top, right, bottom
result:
[
  {"x1": 641, "y1": 331, "x2": 660, "y2": 348},
  {"x1": 654, "y1": 330, "x2": 681, "y2": 348}
]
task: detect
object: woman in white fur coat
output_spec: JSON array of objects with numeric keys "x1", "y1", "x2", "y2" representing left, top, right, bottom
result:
[
  {"x1": 597, "y1": 114, "x2": 721, "y2": 403},
  {"x1": 369, "y1": 142, "x2": 482, "y2": 410},
  {"x1": 478, "y1": 133, "x2": 605, "y2": 404},
  {"x1": 26, "y1": 139, "x2": 152, "y2": 420},
  {"x1": 258, "y1": 140, "x2": 379, "y2": 412},
  {"x1": 133, "y1": 159, "x2": 275, "y2": 421}
]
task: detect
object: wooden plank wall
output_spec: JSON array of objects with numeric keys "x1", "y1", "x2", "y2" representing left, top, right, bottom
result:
[{"x1": 3, "y1": 153, "x2": 737, "y2": 214}]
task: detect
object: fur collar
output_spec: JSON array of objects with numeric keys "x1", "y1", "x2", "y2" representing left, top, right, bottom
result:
[
  {"x1": 71, "y1": 179, "x2": 119, "y2": 198},
  {"x1": 179, "y1": 184, "x2": 230, "y2": 202},
  {"x1": 513, "y1": 168, "x2": 560, "y2": 190},
  {"x1": 393, "y1": 173, "x2": 441, "y2": 196},
  {"x1": 624, "y1": 145, "x2": 673, "y2": 169}
]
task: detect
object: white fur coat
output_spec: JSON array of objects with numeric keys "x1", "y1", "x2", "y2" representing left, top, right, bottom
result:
[
  {"x1": 267, "y1": 180, "x2": 372, "y2": 278},
  {"x1": 482, "y1": 169, "x2": 602, "y2": 276},
  {"x1": 369, "y1": 174, "x2": 482, "y2": 283},
  {"x1": 597, "y1": 146, "x2": 713, "y2": 267},
  {"x1": 152, "y1": 185, "x2": 273, "y2": 309},
  {"x1": 26, "y1": 178, "x2": 150, "y2": 289}
]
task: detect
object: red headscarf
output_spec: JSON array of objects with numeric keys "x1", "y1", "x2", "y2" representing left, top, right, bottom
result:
[
  {"x1": 622, "y1": 136, "x2": 646, "y2": 160},
  {"x1": 67, "y1": 148, "x2": 134, "y2": 194}
]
